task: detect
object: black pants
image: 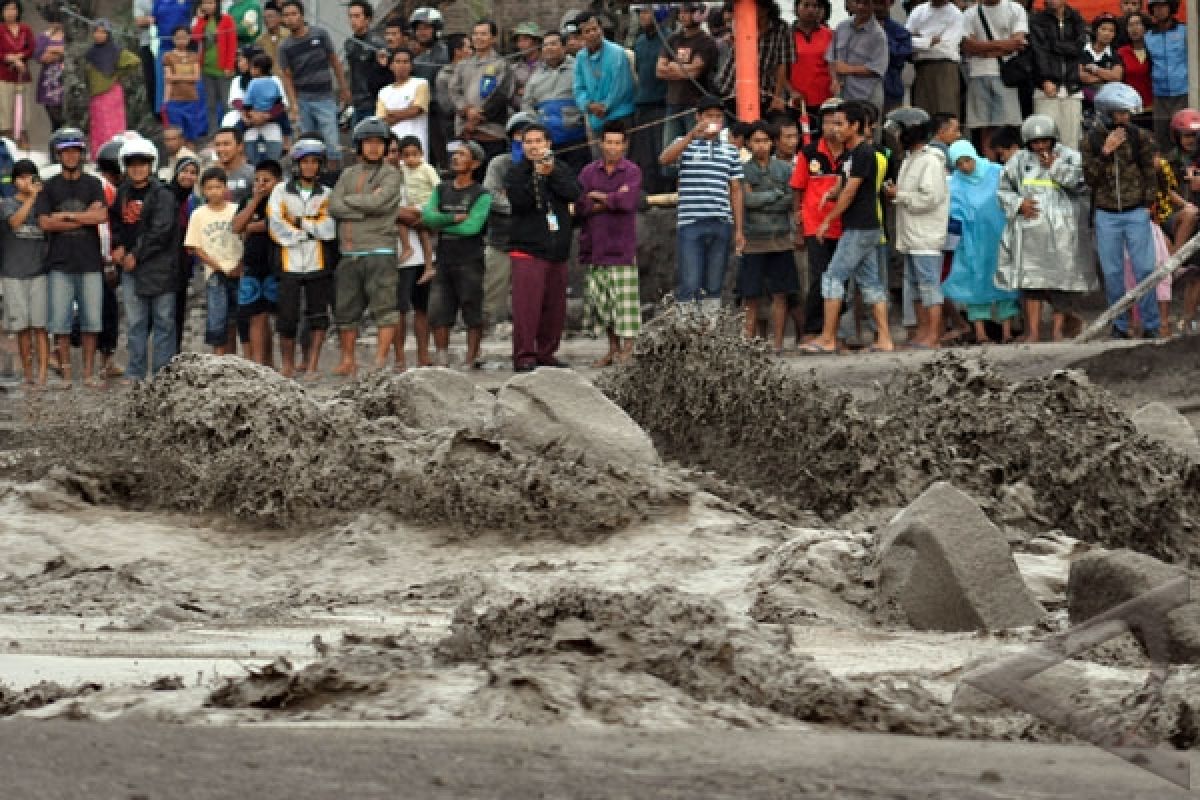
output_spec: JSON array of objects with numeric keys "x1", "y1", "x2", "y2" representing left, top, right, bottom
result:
[
  {"x1": 140, "y1": 46, "x2": 157, "y2": 116},
  {"x1": 98, "y1": 277, "x2": 119, "y2": 354},
  {"x1": 276, "y1": 272, "x2": 334, "y2": 339},
  {"x1": 803, "y1": 236, "x2": 838, "y2": 334}
]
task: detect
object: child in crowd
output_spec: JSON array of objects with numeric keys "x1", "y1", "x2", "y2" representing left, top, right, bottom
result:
[
  {"x1": 32, "y1": 11, "x2": 66, "y2": 130},
  {"x1": 161, "y1": 26, "x2": 207, "y2": 145},
  {"x1": 238, "y1": 53, "x2": 291, "y2": 164},
  {"x1": 397, "y1": 135, "x2": 438, "y2": 284},
  {"x1": 232, "y1": 158, "x2": 282, "y2": 365},
  {"x1": 0, "y1": 159, "x2": 48, "y2": 387},
  {"x1": 184, "y1": 167, "x2": 243, "y2": 354}
]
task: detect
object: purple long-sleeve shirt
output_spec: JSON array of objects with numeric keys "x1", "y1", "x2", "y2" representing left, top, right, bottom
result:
[{"x1": 576, "y1": 157, "x2": 641, "y2": 265}]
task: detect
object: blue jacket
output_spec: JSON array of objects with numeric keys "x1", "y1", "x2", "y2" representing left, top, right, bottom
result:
[
  {"x1": 880, "y1": 17, "x2": 913, "y2": 103},
  {"x1": 574, "y1": 39, "x2": 636, "y2": 130},
  {"x1": 1145, "y1": 21, "x2": 1188, "y2": 98}
]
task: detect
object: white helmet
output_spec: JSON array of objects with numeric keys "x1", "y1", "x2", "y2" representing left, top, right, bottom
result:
[
  {"x1": 1093, "y1": 82, "x2": 1143, "y2": 116},
  {"x1": 119, "y1": 136, "x2": 159, "y2": 175}
]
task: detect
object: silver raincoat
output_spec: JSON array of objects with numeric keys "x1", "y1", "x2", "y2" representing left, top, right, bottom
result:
[{"x1": 995, "y1": 144, "x2": 1097, "y2": 293}]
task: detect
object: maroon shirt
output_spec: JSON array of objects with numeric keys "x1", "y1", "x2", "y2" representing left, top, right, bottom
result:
[{"x1": 576, "y1": 157, "x2": 642, "y2": 266}]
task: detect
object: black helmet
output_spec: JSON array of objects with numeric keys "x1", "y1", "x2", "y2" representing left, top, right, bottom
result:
[
  {"x1": 96, "y1": 138, "x2": 124, "y2": 175},
  {"x1": 49, "y1": 127, "x2": 87, "y2": 164},
  {"x1": 883, "y1": 107, "x2": 931, "y2": 147}
]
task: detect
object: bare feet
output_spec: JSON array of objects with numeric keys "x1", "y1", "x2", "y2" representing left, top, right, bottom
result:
[
  {"x1": 591, "y1": 353, "x2": 615, "y2": 368},
  {"x1": 331, "y1": 361, "x2": 357, "y2": 377},
  {"x1": 280, "y1": 366, "x2": 295, "y2": 379}
]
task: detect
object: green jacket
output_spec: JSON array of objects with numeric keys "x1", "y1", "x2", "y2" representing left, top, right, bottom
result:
[
  {"x1": 742, "y1": 156, "x2": 794, "y2": 244},
  {"x1": 1081, "y1": 123, "x2": 1157, "y2": 213}
]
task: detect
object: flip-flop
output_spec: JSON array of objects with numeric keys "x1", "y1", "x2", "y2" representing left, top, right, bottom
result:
[
  {"x1": 904, "y1": 343, "x2": 935, "y2": 351},
  {"x1": 867, "y1": 346, "x2": 896, "y2": 354},
  {"x1": 800, "y1": 342, "x2": 838, "y2": 356}
]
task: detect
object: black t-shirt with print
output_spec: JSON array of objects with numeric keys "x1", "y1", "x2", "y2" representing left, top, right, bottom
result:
[
  {"x1": 33, "y1": 173, "x2": 105, "y2": 273},
  {"x1": 840, "y1": 140, "x2": 879, "y2": 231}
]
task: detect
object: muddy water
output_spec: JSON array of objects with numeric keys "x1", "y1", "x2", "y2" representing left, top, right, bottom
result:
[{"x1": 0, "y1": 325, "x2": 1197, "y2": 749}]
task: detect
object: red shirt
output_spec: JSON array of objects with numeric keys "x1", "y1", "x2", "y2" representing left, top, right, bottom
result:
[
  {"x1": 1117, "y1": 45, "x2": 1152, "y2": 111},
  {"x1": 789, "y1": 24, "x2": 833, "y2": 111},
  {"x1": 0, "y1": 23, "x2": 35, "y2": 83},
  {"x1": 790, "y1": 137, "x2": 845, "y2": 239}
]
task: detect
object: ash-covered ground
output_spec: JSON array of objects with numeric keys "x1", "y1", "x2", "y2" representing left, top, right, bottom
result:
[{"x1": 0, "y1": 313, "x2": 1197, "y2": 796}]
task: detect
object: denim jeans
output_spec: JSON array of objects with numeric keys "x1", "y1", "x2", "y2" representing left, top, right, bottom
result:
[
  {"x1": 823, "y1": 228, "x2": 887, "y2": 305},
  {"x1": 299, "y1": 94, "x2": 342, "y2": 163},
  {"x1": 1094, "y1": 208, "x2": 1159, "y2": 334},
  {"x1": 904, "y1": 253, "x2": 944, "y2": 308},
  {"x1": 123, "y1": 275, "x2": 176, "y2": 380},
  {"x1": 676, "y1": 218, "x2": 732, "y2": 304},
  {"x1": 47, "y1": 270, "x2": 103, "y2": 335},
  {"x1": 205, "y1": 273, "x2": 239, "y2": 346}
]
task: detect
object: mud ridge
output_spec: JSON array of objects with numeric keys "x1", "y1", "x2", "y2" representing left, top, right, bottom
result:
[
  {"x1": 15, "y1": 355, "x2": 689, "y2": 538},
  {"x1": 598, "y1": 308, "x2": 1200, "y2": 564}
]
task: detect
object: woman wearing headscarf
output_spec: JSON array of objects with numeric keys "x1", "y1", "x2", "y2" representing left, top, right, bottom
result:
[
  {"x1": 169, "y1": 155, "x2": 201, "y2": 353},
  {"x1": 84, "y1": 20, "x2": 141, "y2": 153},
  {"x1": 941, "y1": 139, "x2": 1020, "y2": 343}
]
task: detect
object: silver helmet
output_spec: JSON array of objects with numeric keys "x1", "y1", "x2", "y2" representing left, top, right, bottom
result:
[{"x1": 1021, "y1": 114, "x2": 1059, "y2": 145}]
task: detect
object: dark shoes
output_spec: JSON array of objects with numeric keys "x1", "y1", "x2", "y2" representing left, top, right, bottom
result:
[{"x1": 513, "y1": 358, "x2": 570, "y2": 373}]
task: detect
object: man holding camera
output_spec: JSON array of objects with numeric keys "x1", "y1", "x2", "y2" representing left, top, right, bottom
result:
[{"x1": 504, "y1": 123, "x2": 582, "y2": 372}]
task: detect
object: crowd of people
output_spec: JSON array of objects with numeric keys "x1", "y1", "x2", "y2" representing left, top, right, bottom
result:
[{"x1": 0, "y1": 0, "x2": 1198, "y2": 389}]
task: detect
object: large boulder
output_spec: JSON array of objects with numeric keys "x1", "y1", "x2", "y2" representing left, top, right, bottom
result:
[
  {"x1": 1066, "y1": 548, "x2": 1200, "y2": 664},
  {"x1": 339, "y1": 367, "x2": 495, "y2": 430},
  {"x1": 1131, "y1": 402, "x2": 1200, "y2": 461},
  {"x1": 491, "y1": 369, "x2": 659, "y2": 469},
  {"x1": 875, "y1": 482, "x2": 1046, "y2": 632}
]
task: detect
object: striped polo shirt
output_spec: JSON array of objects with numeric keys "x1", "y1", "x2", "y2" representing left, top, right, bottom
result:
[{"x1": 676, "y1": 136, "x2": 744, "y2": 226}]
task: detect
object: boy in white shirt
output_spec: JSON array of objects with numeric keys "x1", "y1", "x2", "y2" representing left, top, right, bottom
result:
[{"x1": 185, "y1": 167, "x2": 245, "y2": 354}]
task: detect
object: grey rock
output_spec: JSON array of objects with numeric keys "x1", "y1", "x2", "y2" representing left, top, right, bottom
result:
[
  {"x1": 492, "y1": 369, "x2": 659, "y2": 469},
  {"x1": 1131, "y1": 402, "x2": 1200, "y2": 461},
  {"x1": 1066, "y1": 548, "x2": 1200, "y2": 664},
  {"x1": 393, "y1": 368, "x2": 496, "y2": 430},
  {"x1": 875, "y1": 482, "x2": 1046, "y2": 632}
]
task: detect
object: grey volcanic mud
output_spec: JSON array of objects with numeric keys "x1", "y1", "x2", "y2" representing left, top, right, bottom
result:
[
  {"x1": 1, "y1": 322, "x2": 1199, "y2": 763},
  {"x1": 14, "y1": 355, "x2": 687, "y2": 540},
  {"x1": 598, "y1": 309, "x2": 1200, "y2": 565}
]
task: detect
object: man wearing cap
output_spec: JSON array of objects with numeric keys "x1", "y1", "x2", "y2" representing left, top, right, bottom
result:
[
  {"x1": 574, "y1": 13, "x2": 637, "y2": 151},
  {"x1": 523, "y1": 30, "x2": 588, "y2": 174},
  {"x1": 422, "y1": 139, "x2": 492, "y2": 367},
  {"x1": 511, "y1": 22, "x2": 543, "y2": 106},
  {"x1": 1145, "y1": 0, "x2": 1189, "y2": 152},
  {"x1": 659, "y1": 95, "x2": 746, "y2": 313},
  {"x1": 657, "y1": 3, "x2": 719, "y2": 180}
]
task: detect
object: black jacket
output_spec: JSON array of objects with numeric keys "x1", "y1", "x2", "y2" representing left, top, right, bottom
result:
[
  {"x1": 504, "y1": 158, "x2": 581, "y2": 263},
  {"x1": 1029, "y1": 8, "x2": 1087, "y2": 93},
  {"x1": 110, "y1": 179, "x2": 179, "y2": 297}
]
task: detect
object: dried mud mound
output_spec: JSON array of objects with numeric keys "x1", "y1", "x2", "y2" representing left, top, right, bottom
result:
[
  {"x1": 23, "y1": 355, "x2": 685, "y2": 537},
  {"x1": 599, "y1": 309, "x2": 1200, "y2": 563},
  {"x1": 1069, "y1": 337, "x2": 1200, "y2": 390},
  {"x1": 435, "y1": 586, "x2": 990, "y2": 737}
]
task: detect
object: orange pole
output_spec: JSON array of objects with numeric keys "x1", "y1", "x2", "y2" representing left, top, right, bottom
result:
[{"x1": 733, "y1": 0, "x2": 760, "y2": 122}]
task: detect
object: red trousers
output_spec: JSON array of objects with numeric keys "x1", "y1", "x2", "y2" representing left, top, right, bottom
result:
[{"x1": 510, "y1": 253, "x2": 567, "y2": 368}]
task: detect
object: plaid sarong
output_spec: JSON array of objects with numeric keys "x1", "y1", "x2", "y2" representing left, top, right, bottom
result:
[{"x1": 584, "y1": 263, "x2": 641, "y2": 339}]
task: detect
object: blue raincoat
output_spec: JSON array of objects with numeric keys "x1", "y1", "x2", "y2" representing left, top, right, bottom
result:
[{"x1": 942, "y1": 140, "x2": 1019, "y2": 317}]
